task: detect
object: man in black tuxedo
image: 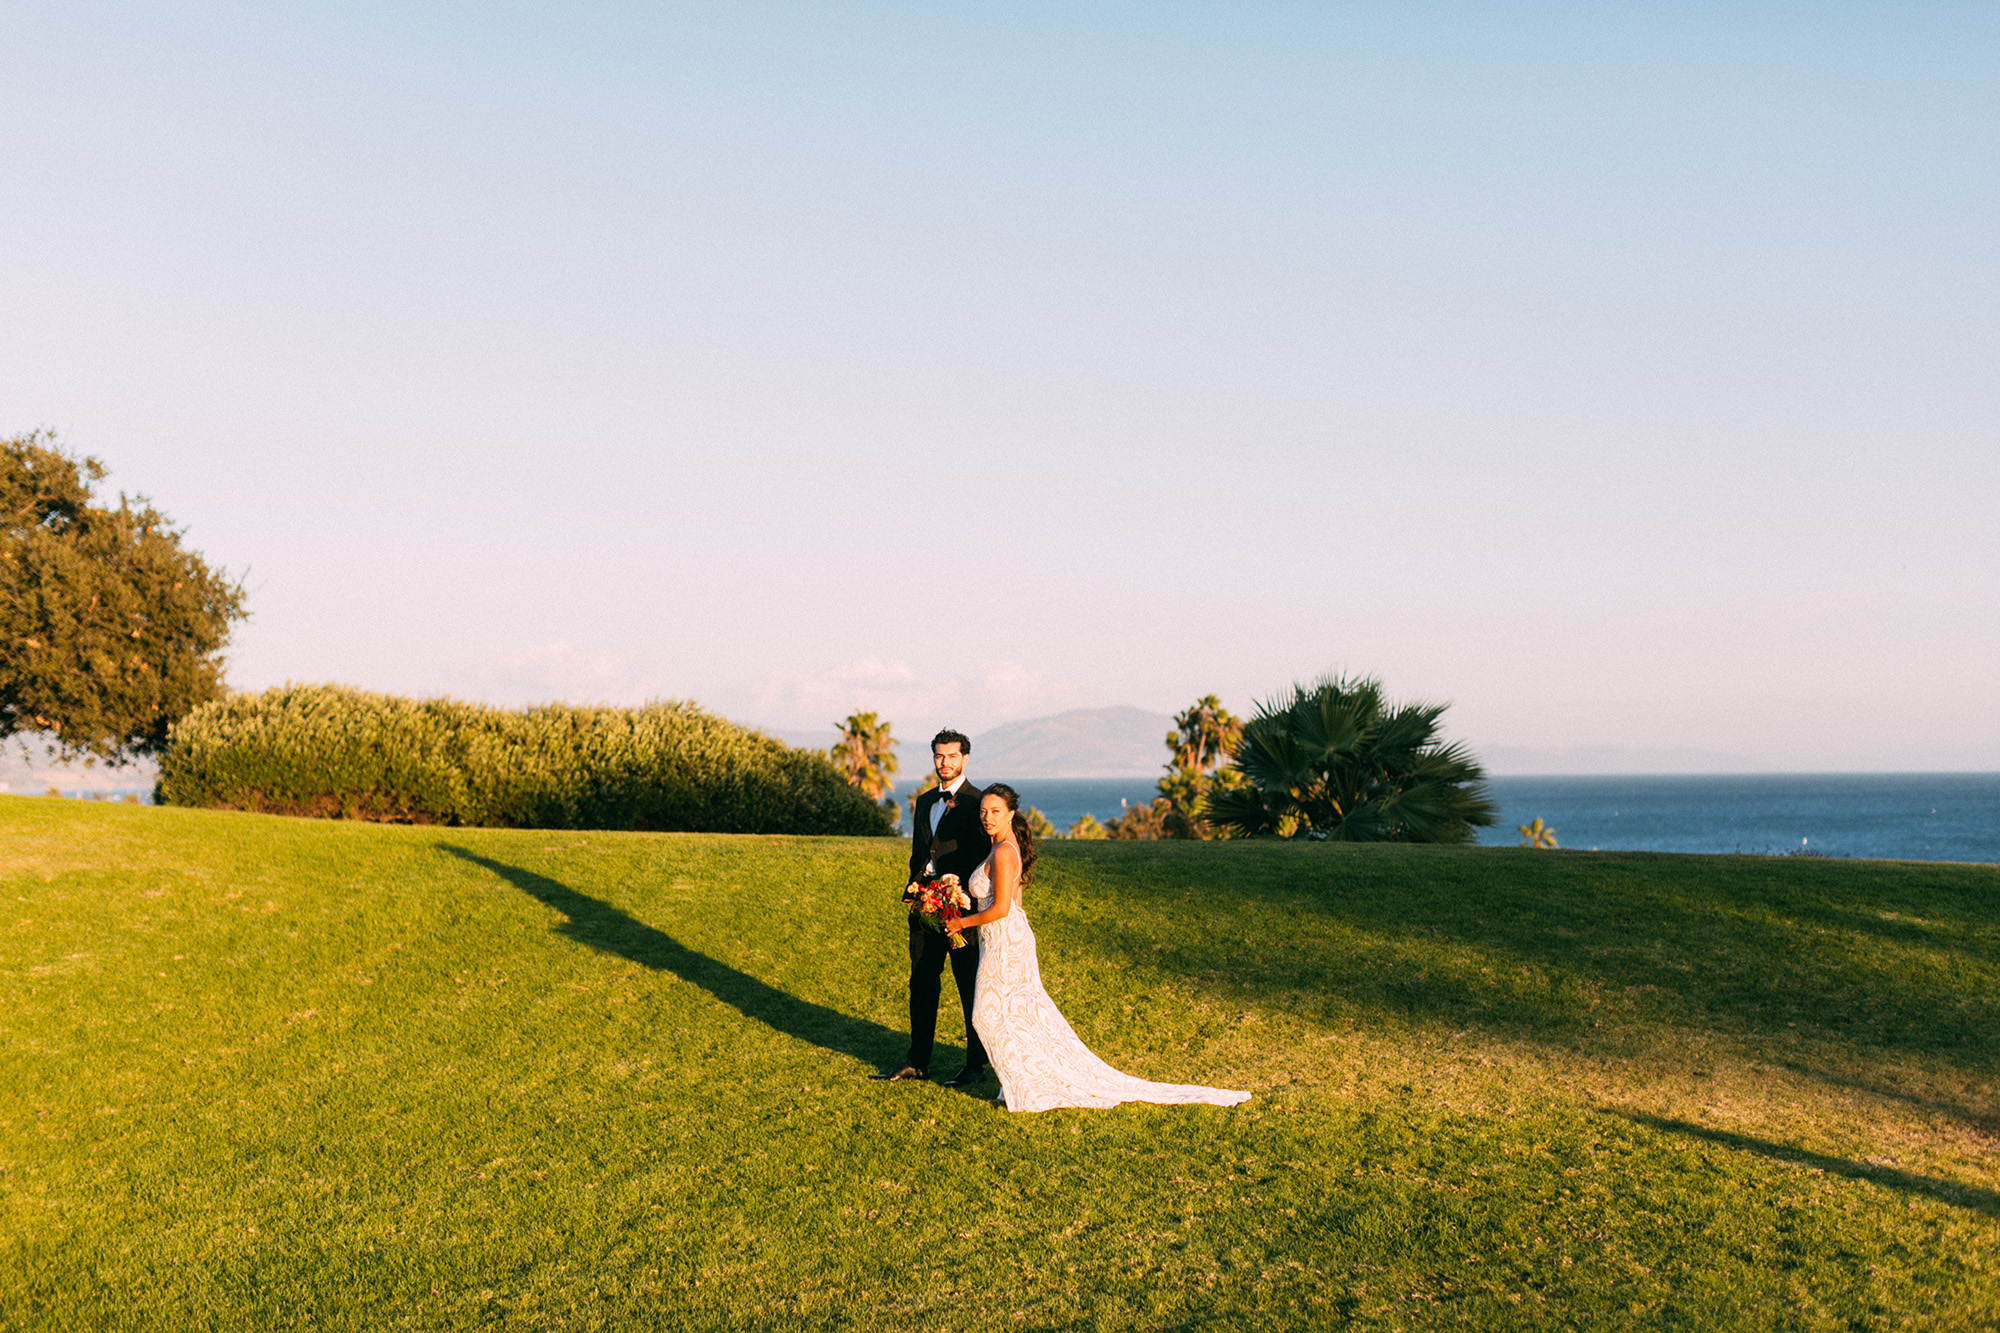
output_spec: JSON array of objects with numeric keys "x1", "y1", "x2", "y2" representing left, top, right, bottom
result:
[{"x1": 872, "y1": 728, "x2": 993, "y2": 1085}]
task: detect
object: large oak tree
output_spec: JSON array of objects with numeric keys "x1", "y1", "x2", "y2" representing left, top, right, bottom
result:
[{"x1": 1, "y1": 432, "x2": 247, "y2": 762}]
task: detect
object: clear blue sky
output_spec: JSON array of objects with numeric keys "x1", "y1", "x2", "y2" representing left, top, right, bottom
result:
[{"x1": 5, "y1": 2, "x2": 1995, "y2": 769}]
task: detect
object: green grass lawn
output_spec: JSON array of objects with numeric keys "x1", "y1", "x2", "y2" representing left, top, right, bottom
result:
[{"x1": 4, "y1": 797, "x2": 1997, "y2": 1329}]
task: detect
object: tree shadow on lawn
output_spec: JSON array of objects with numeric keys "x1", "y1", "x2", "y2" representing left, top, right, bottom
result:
[
  {"x1": 1604, "y1": 1109, "x2": 2000, "y2": 1218},
  {"x1": 437, "y1": 845, "x2": 905, "y2": 1073},
  {"x1": 1064, "y1": 844, "x2": 1999, "y2": 1120},
  {"x1": 1782, "y1": 1063, "x2": 2000, "y2": 1139}
]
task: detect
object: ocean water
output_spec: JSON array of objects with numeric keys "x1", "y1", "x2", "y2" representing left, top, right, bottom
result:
[
  {"x1": 15, "y1": 787, "x2": 155, "y2": 803},
  {"x1": 896, "y1": 773, "x2": 2000, "y2": 864},
  {"x1": 893, "y1": 777, "x2": 1162, "y2": 835},
  {"x1": 1482, "y1": 773, "x2": 2000, "y2": 863}
]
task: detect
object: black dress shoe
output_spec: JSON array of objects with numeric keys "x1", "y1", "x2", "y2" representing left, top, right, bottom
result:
[
  {"x1": 942, "y1": 1067, "x2": 989, "y2": 1088},
  {"x1": 868, "y1": 1065, "x2": 928, "y2": 1082}
]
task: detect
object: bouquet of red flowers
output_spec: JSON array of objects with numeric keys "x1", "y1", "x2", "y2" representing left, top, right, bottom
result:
[{"x1": 904, "y1": 873, "x2": 972, "y2": 949}]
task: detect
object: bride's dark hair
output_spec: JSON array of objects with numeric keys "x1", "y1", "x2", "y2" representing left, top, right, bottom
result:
[{"x1": 982, "y1": 783, "x2": 1037, "y2": 884}]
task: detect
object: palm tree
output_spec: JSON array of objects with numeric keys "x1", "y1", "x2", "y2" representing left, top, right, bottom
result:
[
  {"x1": 1158, "y1": 693, "x2": 1245, "y2": 839},
  {"x1": 1518, "y1": 818, "x2": 1559, "y2": 849},
  {"x1": 1203, "y1": 675, "x2": 1496, "y2": 843},
  {"x1": 831, "y1": 712, "x2": 899, "y2": 803},
  {"x1": 1168, "y1": 695, "x2": 1243, "y2": 775}
]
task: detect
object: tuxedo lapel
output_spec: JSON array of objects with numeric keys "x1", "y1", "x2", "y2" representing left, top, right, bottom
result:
[
  {"x1": 922, "y1": 784, "x2": 980, "y2": 857},
  {"x1": 928, "y1": 785, "x2": 962, "y2": 859},
  {"x1": 909, "y1": 781, "x2": 989, "y2": 883},
  {"x1": 932, "y1": 782, "x2": 983, "y2": 859}
]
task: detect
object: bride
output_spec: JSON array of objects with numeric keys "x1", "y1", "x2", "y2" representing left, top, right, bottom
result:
[{"x1": 952, "y1": 783, "x2": 1251, "y2": 1114}]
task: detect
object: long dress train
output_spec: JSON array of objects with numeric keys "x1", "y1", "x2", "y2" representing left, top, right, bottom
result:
[{"x1": 966, "y1": 851, "x2": 1251, "y2": 1113}]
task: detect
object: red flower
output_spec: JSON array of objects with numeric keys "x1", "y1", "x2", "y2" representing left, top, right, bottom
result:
[{"x1": 907, "y1": 872, "x2": 968, "y2": 949}]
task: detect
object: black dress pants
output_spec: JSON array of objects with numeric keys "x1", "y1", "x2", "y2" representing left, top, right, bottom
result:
[{"x1": 905, "y1": 916, "x2": 986, "y2": 1073}]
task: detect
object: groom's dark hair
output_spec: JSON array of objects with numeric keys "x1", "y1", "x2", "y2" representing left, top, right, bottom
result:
[{"x1": 931, "y1": 728, "x2": 972, "y2": 754}]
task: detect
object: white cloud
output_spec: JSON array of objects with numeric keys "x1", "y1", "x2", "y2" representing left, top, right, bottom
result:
[{"x1": 965, "y1": 660, "x2": 1092, "y2": 728}]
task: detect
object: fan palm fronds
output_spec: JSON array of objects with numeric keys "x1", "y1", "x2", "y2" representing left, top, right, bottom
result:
[{"x1": 1201, "y1": 675, "x2": 1497, "y2": 844}]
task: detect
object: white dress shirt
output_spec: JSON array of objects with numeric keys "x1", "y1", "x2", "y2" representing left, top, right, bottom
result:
[{"x1": 928, "y1": 776, "x2": 967, "y2": 836}]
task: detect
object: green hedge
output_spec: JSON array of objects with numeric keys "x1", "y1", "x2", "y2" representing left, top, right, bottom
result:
[{"x1": 156, "y1": 684, "x2": 892, "y2": 836}]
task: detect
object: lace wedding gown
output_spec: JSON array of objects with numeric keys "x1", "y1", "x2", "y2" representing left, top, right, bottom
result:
[{"x1": 966, "y1": 851, "x2": 1251, "y2": 1114}]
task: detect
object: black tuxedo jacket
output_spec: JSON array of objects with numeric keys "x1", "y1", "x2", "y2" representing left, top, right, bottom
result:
[{"x1": 909, "y1": 782, "x2": 992, "y2": 885}]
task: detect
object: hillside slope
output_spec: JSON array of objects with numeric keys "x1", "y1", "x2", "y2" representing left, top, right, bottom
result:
[
  {"x1": 971, "y1": 705, "x2": 1174, "y2": 778},
  {"x1": 3, "y1": 798, "x2": 1997, "y2": 1329}
]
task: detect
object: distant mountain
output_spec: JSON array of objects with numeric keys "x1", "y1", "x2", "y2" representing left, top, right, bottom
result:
[{"x1": 970, "y1": 706, "x2": 1175, "y2": 780}]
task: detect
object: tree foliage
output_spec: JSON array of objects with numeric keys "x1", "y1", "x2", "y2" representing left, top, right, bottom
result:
[
  {"x1": 1156, "y1": 693, "x2": 1247, "y2": 839},
  {"x1": 830, "y1": 711, "x2": 901, "y2": 827},
  {"x1": 1065, "y1": 812, "x2": 1108, "y2": 839},
  {"x1": 1, "y1": 432, "x2": 246, "y2": 761},
  {"x1": 159, "y1": 684, "x2": 892, "y2": 834},
  {"x1": 1203, "y1": 675, "x2": 1497, "y2": 843},
  {"x1": 1104, "y1": 796, "x2": 1171, "y2": 840}
]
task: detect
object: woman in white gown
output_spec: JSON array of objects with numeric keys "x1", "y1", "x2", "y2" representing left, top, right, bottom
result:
[{"x1": 954, "y1": 783, "x2": 1251, "y2": 1114}]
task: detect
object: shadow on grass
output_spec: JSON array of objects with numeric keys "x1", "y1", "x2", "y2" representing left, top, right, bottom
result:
[
  {"x1": 1606, "y1": 1109, "x2": 2000, "y2": 1218},
  {"x1": 1785, "y1": 1063, "x2": 2000, "y2": 1139},
  {"x1": 1069, "y1": 844, "x2": 1999, "y2": 1095},
  {"x1": 437, "y1": 844, "x2": 903, "y2": 1072}
]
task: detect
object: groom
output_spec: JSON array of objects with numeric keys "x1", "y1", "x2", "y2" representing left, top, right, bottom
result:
[{"x1": 872, "y1": 728, "x2": 993, "y2": 1086}]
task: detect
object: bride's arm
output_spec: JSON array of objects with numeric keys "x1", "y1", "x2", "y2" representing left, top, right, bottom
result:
[{"x1": 951, "y1": 845, "x2": 1019, "y2": 930}]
